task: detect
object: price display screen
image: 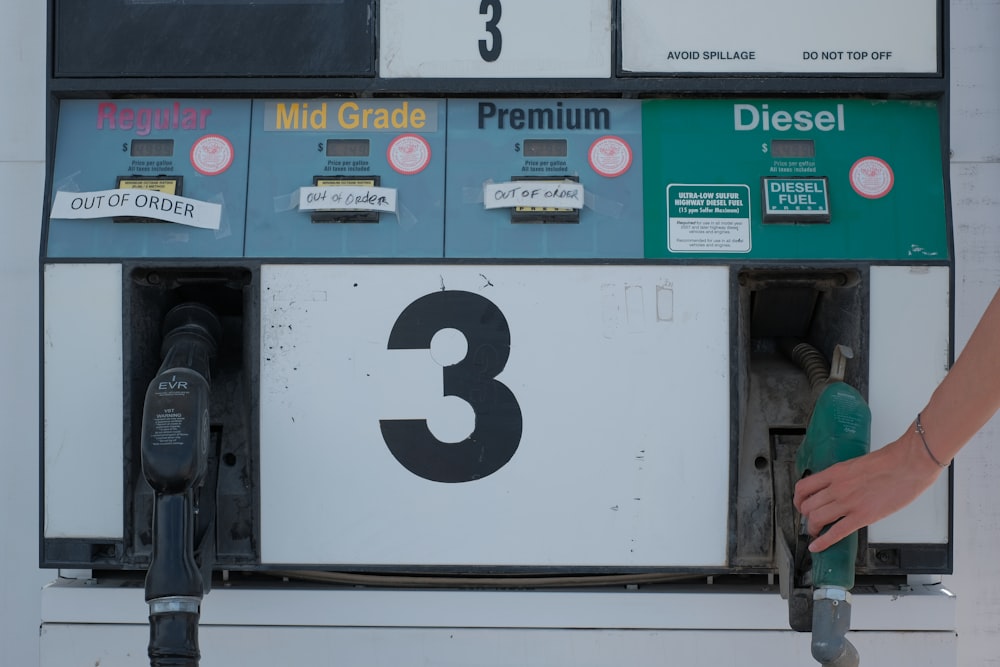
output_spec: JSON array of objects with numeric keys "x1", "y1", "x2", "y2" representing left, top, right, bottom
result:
[
  {"x1": 523, "y1": 139, "x2": 568, "y2": 157},
  {"x1": 326, "y1": 139, "x2": 371, "y2": 157},
  {"x1": 770, "y1": 139, "x2": 815, "y2": 158},
  {"x1": 130, "y1": 139, "x2": 174, "y2": 157}
]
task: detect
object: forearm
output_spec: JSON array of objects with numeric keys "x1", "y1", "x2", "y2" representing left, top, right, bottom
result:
[
  {"x1": 793, "y1": 287, "x2": 1000, "y2": 551},
  {"x1": 915, "y1": 287, "x2": 1000, "y2": 466}
]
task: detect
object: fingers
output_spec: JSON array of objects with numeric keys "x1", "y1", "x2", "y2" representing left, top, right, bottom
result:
[
  {"x1": 799, "y1": 495, "x2": 848, "y2": 538},
  {"x1": 793, "y1": 473, "x2": 829, "y2": 513},
  {"x1": 793, "y1": 461, "x2": 847, "y2": 512},
  {"x1": 808, "y1": 519, "x2": 856, "y2": 553},
  {"x1": 792, "y1": 466, "x2": 854, "y2": 544}
]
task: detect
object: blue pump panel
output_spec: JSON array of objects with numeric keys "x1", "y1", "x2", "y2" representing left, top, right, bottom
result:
[
  {"x1": 46, "y1": 99, "x2": 251, "y2": 259},
  {"x1": 245, "y1": 100, "x2": 446, "y2": 258},
  {"x1": 444, "y1": 99, "x2": 644, "y2": 259}
]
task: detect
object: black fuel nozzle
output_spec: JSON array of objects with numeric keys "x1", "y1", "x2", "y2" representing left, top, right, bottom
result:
[{"x1": 140, "y1": 303, "x2": 221, "y2": 667}]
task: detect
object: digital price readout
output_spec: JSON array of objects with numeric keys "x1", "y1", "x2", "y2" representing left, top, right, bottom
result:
[
  {"x1": 129, "y1": 139, "x2": 174, "y2": 157},
  {"x1": 326, "y1": 139, "x2": 371, "y2": 158},
  {"x1": 523, "y1": 139, "x2": 568, "y2": 158},
  {"x1": 770, "y1": 139, "x2": 815, "y2": 158}
]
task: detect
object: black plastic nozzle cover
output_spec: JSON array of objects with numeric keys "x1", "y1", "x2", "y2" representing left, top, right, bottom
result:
[
  {"x1": 140, "y1": 303, "x2": 220, "y2": 497},
  {"x1": 139, "y1": 303, "x2": 221, "y2": 667}
]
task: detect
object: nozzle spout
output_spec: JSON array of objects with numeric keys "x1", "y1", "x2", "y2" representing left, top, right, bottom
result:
[{"x1": 811, "y1": 590, "x2": 860, "y2": 667}]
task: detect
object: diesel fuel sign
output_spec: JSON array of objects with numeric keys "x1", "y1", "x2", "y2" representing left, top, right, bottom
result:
[{"x1": 762, "y1": 177, "x2": 831, "y2": 222}]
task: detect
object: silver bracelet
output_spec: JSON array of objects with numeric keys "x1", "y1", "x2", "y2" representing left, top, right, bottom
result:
[{"x1": 915, "y1": 412, "x2": 948, "y2": 469}]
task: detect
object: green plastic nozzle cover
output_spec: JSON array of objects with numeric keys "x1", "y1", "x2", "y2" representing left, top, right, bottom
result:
[{"x1": 795, "y1": 381, "x2": 872, "y2": 590}]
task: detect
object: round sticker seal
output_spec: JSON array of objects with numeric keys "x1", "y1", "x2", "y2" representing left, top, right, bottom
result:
[
  {"x1": 190, "y1": 134, "x2": 234, "y2": 176},
  {"x1": 849, "y1": 156, "x2": 894, "y2": 199},
  {"x1": 588, "y1": 135, "x2": 633, "y2": 178},
  {"x1": 387, "y1": 134, "x2": 432, "y2": 175}
]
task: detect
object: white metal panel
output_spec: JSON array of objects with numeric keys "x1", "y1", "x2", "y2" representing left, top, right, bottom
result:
[
  {"x1": 259, "y1": 264, "x2": 730, "y2": 567},
  {"x1": 379, "y1": 0, "x2": 612, "y2": 78},
  {"x1": 868, "y1": 265, "x2": 950, "y2": 544},
  {"x1": 43, "y1": 263, "x2": 124, "y2": 539},
  {"x1": 621, "y1": 0, "x2": 938, "y2": 74},
  {"x1": 40, "y1": 623, "x2": 957, "y2": 667},
  {"x1": 40, "y1": 581, "x2": 956, "y2": 632}
]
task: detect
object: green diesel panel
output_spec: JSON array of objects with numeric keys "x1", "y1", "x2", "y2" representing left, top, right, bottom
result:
[{"x1": 642, "y1": 99, "x2": 948, "y2": 261}]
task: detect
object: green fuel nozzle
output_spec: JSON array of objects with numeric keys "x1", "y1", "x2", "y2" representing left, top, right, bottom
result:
[
  {"x1": 793, "y1": 345, "x2": 870, "y2": 666},
  {"x1": 796, "y1": 379, "x2": 871, "y2": 589}
]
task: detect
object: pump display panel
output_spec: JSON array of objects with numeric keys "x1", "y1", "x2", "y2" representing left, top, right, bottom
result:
[
  {"x1": 245, "y1": 99, "x2": 446, "y2": 258},
  {"x1": 46, "y1": 99, "x2": 251, "y2": 258},
  {"x1": 445, "y1": 99, "x2": 643, "y2": 258},
  {"x1": 641, "y1": 99, "x2": 948, "y2": 259}
]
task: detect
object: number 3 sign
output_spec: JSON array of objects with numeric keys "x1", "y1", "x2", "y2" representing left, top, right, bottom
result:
[
  {"x1": 259, "y1": 264, "x2": 730, "y2": 567},
  {"x1": 379, "y1": 0, "x2": 612, "y2": 79},
  {"x1": 381, "y1": 290, "x2": 523, "y2": 483}
]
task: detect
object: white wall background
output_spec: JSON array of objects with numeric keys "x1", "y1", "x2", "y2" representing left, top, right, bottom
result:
[
  {"x1": 1, "y1": 1, "x2": 997, "y2": 664},
  {"x1": 0, "y1": 3, "x2": 51, "y2": 667},
  {"x1": 949, "y1": 1, "x2": 1000, "y2": 663}
]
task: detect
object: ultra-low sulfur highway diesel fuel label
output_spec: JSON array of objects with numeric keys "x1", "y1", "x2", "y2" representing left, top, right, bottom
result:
[{"x1": 667, "y1": 184, "x2": 751, "y2": 252}]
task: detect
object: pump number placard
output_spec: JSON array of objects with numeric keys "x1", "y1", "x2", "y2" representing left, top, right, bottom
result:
[
  {"x1": 259, "y1": 264, "x2": 730, "y2": 568},
  {"x1": 379, "y1": 0, "x2": 612, "y2": 78}
]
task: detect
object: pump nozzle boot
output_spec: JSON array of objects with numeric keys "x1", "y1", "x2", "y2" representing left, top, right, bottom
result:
[
  {"x1": 140, "y1": 302, "x2": 221, "y2": 667},
  {"x1": 795, "y1": 378, "x2": 870, "y2": 667}
]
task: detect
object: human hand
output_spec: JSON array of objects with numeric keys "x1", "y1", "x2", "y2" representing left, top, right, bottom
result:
[{"x1": 792, "y1": 430, "x2": 945, "y2": 552}]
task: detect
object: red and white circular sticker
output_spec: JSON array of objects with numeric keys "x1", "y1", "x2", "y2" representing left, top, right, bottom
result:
[
  {"x1": 190, "y1": 134, "x2": 234, "y2": 176},
  {"x1": 387, "y1": 134, "x2": 432, "y2": 175},
  {"x1": 588, "y1": 135, "x2": 633, "y2": 178},
  {"x1": 849, "y1": 156, "x2": 894, "y2": 199}
]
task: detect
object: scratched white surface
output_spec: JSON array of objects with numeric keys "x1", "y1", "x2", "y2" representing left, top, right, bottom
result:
[{"x1": 259, "y1": 264, "x2": 731, "y2": 567}]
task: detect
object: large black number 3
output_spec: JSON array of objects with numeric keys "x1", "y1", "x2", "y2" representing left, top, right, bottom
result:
[
  {"x1": 380, "y1": 291, "x2": 523, "y2": 483},
  {"x1": 479, "y1": 0, "x2": 502, "y2": 63}
]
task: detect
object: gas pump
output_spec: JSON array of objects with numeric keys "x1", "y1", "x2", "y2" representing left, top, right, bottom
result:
[{"x1": 40, "y1": 2, "x2": 956, "y2": 666}]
